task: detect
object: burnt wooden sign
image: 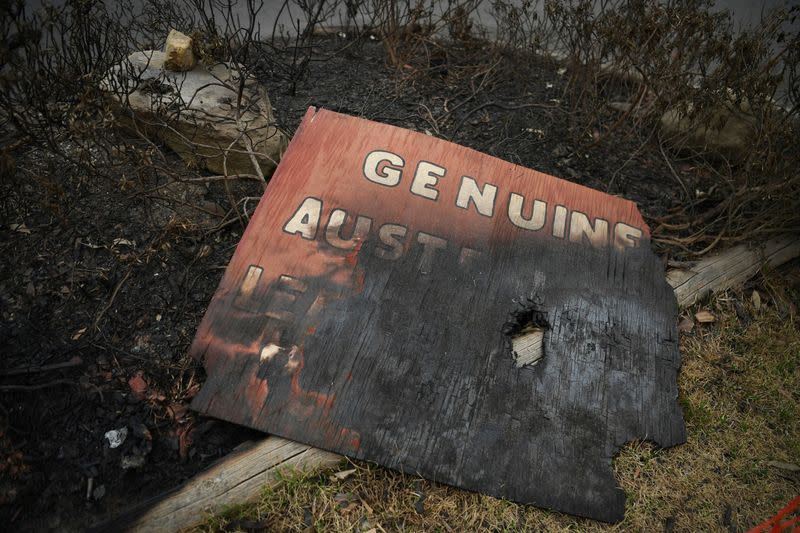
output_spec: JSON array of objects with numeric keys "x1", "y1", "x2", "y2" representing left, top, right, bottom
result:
[{"x1": 190, "y1": 108, "x2": 685, "y2": 522}]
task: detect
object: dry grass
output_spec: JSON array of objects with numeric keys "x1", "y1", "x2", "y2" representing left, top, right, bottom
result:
[{"x1": 195, "y1": 266, "x2": 800, "y2": 533}]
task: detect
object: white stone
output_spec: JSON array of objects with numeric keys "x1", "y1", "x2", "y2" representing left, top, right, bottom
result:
[
  {"x1": 102, "y1": 50, "x2": 286, "y2": 177},
  {"x1": 104, "y1": 427, "x2": 128, "y2": 448}
]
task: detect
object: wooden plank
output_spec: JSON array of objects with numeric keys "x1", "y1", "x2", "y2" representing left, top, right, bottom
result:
[
  {"x1": 667, "y1": 236, "x2": 800, "y2": 308},
  {"x1": 186, "y1": 107, "x2": 685, "y2": 523},
  {"x1": 96, "y1": 437, "x2": 341, "y2": 532}
]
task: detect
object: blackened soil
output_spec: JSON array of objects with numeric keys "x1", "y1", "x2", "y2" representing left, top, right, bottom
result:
[
  {"x1": 0, "y1": 36, "x2": 689, "y2": 531},
  {"x1": 264, "y1": 38, "x2": 688, "y2": 220}
]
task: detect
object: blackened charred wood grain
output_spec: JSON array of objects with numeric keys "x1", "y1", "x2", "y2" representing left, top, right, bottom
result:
[
  {"x1": 107, "y1": 230, "x2": 796, "y2": 532},
  {"x1": 110, "y1": 233, "x2": 797, "y2": 532}
]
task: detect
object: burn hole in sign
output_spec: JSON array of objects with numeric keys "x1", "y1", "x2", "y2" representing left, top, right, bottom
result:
[{"x1": 504, "y1": 303, "x2": 548, "y2": 368}]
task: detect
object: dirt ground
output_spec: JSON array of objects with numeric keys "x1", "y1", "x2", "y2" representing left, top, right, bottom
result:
[{"x1": 0, "y1": 37, "x2": 774, "y2": 531}]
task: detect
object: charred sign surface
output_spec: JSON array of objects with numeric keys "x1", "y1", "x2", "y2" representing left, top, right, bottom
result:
[{"x1": 190, "y1": 108, "x2": 685, "y2": 522}]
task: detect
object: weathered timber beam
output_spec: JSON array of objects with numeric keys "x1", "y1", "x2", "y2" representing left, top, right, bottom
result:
[
  {"x1": 106, "y1": 236, "x2": 798, "y2": 532},
  {"x1": 667, "y1": 236, "x2": 800, "y2": 309},
  {"x1": 98, "y1": 438, "x2": 341, "y2": 532}
]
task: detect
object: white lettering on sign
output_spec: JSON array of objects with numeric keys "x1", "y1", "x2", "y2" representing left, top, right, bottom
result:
[
  {"x1": 283, "y1": 197, "x2": 322, "y2": 240},
  {"x1": 456, "y1": 176, "x2": 497, "y2": 217},
  {"x1": 326, "y1": 209, "x2": 372, "y2": 249},
  {"x1": 281, "y1": 201, "x2": 643, "y2": 275},
  {"x1": 234, "y1": 265, "x2": 264, "y2": 309},
  {"x1": 346, "y1": 149, "x2": 648, "y2": 254},
  {"x1": 410, "y1": 161, "x2": 447, "y2": 200},
  {"x1": 417, "y1": 232, "x2": 448, "y2": 274},
  {"x1": 569, "y1": 211, "x2": 609, "y2": 248},
  {"x1": 552, "y1": 205, "x2": 568, "y2": 239},
  {"x1": 363, "y1": 150, "x2": 404, "y2": 186},
  {"x1": 508, "y1": 194, "x2": 546, "y2": 231},
  {"x1": 614, "y1": 222, "x2": 643, "y2": 251},
  {"x1": 376, "y1": 224, "x2": 408, "y2": 260}
]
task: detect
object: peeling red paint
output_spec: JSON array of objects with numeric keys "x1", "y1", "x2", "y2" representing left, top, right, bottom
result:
[{"x1": 344, "y1": 240, "x2": 364, "y2": 266}]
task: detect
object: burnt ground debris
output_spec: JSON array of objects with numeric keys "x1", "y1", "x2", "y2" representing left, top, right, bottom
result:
[{"x1": 2, "y1": 36, "x2": 707, "y2": 530}]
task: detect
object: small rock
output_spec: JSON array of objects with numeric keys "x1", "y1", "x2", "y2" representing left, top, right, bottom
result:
[
  {"x1": 102, "y1": 49, "x2": 286, "y2": 177},
  {"x1": 302, "y1": 507, "x2": 313, "y2": 527},
  {"x1": 104, "y1": 427, "x2": 128, "y2": 449},
  {"x1": 164, "y1": 29, "x2": 196, "y2": 72},
  {"x1": 694, "y1": 310, "x2": 716, "y2": 323}
]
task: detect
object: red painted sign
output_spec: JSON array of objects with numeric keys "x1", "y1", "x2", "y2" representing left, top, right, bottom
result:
[{"x1": 190, "y1": 107, "x2": 684, "y2": 522}]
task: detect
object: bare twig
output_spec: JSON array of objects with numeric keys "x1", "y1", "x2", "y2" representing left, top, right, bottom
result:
[
  {"x1": 1, "y1": 357, "x2": 83, "y2": 377},
  {"x1": 93, "y1": 269, "x2": 132, "y2": 330},
  {"x1": 0, "y1": 380, "x2": 78, "y2": 392}
]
